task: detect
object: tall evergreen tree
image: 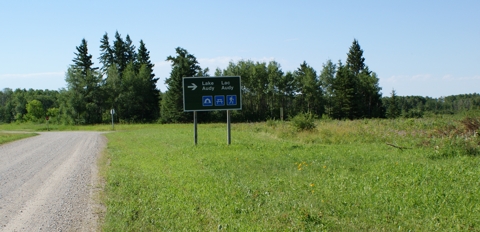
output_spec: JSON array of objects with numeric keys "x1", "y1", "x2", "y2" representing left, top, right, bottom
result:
[
  {"x1": 346, "y1": 39, "x2": 365, "y2": 76},
  {"x1": 343, "y1": 39, "x2": 384, "y2": 118},
  {"x1": 125, "y1": 34, "x2": 137, "y2": 64},
  {"x1": 332, "y1": 61, "x2": 359, "y2": 119},
  {"x1": 113, "y1": 31, "x2": 127, "y2": 75},
  {"x1": 136, "y1": 40, "x2": 160, "y2": 121},
  {"x1": 161, "y1": 47, "x2": 201, "y2": 123},
  {"x1": 99, "y1": 32, "x2": 114, "y2": 75},
  {"x1": 386, "y1": 89, "x2": 401, "y2": 118},
  {"x1": 66, "y1": 39, "x2": 102, "y2": 124},
  {"x1": 72, "y1": 38, "x2": 97, "y2": 75}
]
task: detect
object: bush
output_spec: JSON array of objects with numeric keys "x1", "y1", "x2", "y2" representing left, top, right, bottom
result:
[{"x1": 291, "y1": 112, "x2": 316, "y2": 131}]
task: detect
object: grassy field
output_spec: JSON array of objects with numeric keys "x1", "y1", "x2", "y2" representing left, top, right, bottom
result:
[
  {"x1": 0, "y1": 121, "x2": 153, "y2": 132},
  {"x1": 101, "y1": 115, "x2": 480, "y2": 231},
  {"x1": 0, "y1": 132, "x2": 37, "y2": 145}
]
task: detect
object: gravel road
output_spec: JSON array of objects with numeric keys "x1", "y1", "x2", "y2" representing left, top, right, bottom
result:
[{"x1": 0, "y1": 132, "x2": 106, "y2": 231}]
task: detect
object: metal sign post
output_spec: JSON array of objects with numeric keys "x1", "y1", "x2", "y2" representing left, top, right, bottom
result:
[
  {"x1": 183, "y1": 76, "x2": 242, "y2": 145},
  {"x1": 110, "y1": 109, "x2": 115, "y2": 130},
  {"x1": 194, "y1": 111, "x2": 198, "y2": 145},
  {"x1": 227, "y1": 110, "x2": 231, "y2": 145}
]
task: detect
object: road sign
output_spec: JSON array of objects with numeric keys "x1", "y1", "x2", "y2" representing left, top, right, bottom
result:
[{"x1": 183, "y1": 76, "x2": 242, "y2": 111}]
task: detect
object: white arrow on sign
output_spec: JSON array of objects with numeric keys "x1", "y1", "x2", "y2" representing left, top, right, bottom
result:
[{"x1": 188, "y1": 83, "x2": 197, "y2": 91}]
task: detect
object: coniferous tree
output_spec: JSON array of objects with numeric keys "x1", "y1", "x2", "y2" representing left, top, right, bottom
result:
[
  {"x1": 136, "y1": 40, "x2": 160, "y2": 121},
  {"x1": 386, "y1": 89, "x2": 401, "y2": 118},
  {"x1": 346, "y1": 39, "x2": 365, "y2": 76},
  {"x1": 332, "y1": 61, "x2": 358, "y2": 119},
  {"x1": 99, "y1": 33, "x2": 114, "y2": 75},
  {"x1": 161, "y1": 47, "x2": 201, "y2": 123},
  {"x1": 125, "y1": 35, "x2": 137, "y2": 64},
  {"x1": 72, "y1": 38, "x2": 97, "y2": 75},
  {"x1": 113, "y1": 31, "x2": 127, "y2": 75},
  {"x1": 343, "y1": 39, "x2": 384, "y2": 118},
  {"x1": 67, "y1": 39, "x2": 102, "y2": 124}
]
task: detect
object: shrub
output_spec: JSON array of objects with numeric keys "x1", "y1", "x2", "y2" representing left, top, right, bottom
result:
[{"x1": 291, "y1": 112, "x2": 316, "y2": 131}]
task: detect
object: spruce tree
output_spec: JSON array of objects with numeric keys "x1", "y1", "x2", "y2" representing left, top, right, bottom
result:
[
  {"x1": 113, "y1": 31, "x2": 127, "y2": 75},
  {"x1": 136, "y1": 40, "x2": 160, "y2": 121},
  {"x1": 72, "y1": 38, "x2": 97, "y2": 75},
  {"x1": 125, "y1": 34, "x2": 137, "y2": 64},
  {"x1": 346, "y1": 39, "x2": 365, "y2": 76},
  {"x1": 99, "y1": 32, "x2": 114, "y2": 75},
  {"x1": 386, "y1": 89, "x2": 401, "y2": 118},
  {"x1": 161, "y1": 47, "x2": 201, "y2": 123},
  {"x1": 68, "y1": 39, "x2": 102, "y2": 124},
  {"x1": 332, "y1": 61, "x2": 359, "y2": 119},
  {"x1": 344, "y1": 39, "x2": 384, "y2": 118}
]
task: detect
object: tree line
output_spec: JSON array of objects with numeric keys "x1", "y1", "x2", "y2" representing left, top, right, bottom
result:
[{"x1": 1, "y1": 36, "x2": 479, "y2": 124}]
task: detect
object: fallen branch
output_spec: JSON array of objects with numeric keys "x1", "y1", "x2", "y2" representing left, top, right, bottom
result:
[{"x1": 386, "y1": 143, "x2": 411, "y2": 151}]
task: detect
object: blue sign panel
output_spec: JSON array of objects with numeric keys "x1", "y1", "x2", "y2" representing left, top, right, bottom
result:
[
  {"x1": 202, "y1": 96, "x2": 213, "y2": 106},
  {"x1": 215, "y1": 95, "x2": 225, "y2": 106},
  {"x1": 227, "y1": 95, "x2": 237, "y2": 105}
]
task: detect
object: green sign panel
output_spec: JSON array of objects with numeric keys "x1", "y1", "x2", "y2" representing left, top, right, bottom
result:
[{"x1": 183, "y1": 76, "x2": 242, "y2": 112}]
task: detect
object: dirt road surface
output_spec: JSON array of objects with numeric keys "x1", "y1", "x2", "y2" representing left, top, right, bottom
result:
[{"x1": 0, "y1": 132, "x2": 106, "y2": 231}]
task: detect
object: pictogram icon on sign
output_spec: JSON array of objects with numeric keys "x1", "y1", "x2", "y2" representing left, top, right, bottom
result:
[
  {"x1": 215, "y1": 95, "x2": 225, "y2": 106},
  {"x1": 202, "y1": 96, "x2": 213, "y2": 106},
  {"x1": 227, "y1": 95, "x2": 237, "y2": 105}
]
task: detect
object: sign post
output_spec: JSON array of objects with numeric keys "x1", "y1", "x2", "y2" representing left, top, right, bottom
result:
[
  {"x1": 183, "y1": 76, "x2": 242, "y2": 145},
  {"x1": 110, "y1": 109, "x2": 115, "y2": 130},
  {"x1": 46, "y1": 116, "x2": 49, "y2": 131}
]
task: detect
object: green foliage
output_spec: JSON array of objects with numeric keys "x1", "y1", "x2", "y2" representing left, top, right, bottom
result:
[
  {"x1": 319, "y1": 60, "x2": 336, "y2": 117},
  {"x1": 2, "y1": 37, "x2": 480, "y2": 125},
  {"x1": 291, "y1": 112, "x2": 316, "y2": 131},
  {"x1": 293, "y1": 61, "x2": 324, "y2": 116},
  {"x1": 25, "y1": 99, "x2": 44, "y2": 121}
]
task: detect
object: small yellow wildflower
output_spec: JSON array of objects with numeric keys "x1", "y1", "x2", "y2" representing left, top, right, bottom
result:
[{"x1": 310, "y1": 183, "x2": 314, "y2": 187}]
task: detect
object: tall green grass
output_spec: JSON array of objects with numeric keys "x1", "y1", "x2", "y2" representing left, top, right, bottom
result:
[
  {"x1": 102, "y1": 116, "x2": 480, "y2": 231},
  {"x1": 0, "y1": 132, "x2": 37, "y2": 145}
]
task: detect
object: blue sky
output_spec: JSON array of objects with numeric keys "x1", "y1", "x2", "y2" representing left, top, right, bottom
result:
[{"x1": 1, "y1": 0, "x2": 479, "y2": 98}]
